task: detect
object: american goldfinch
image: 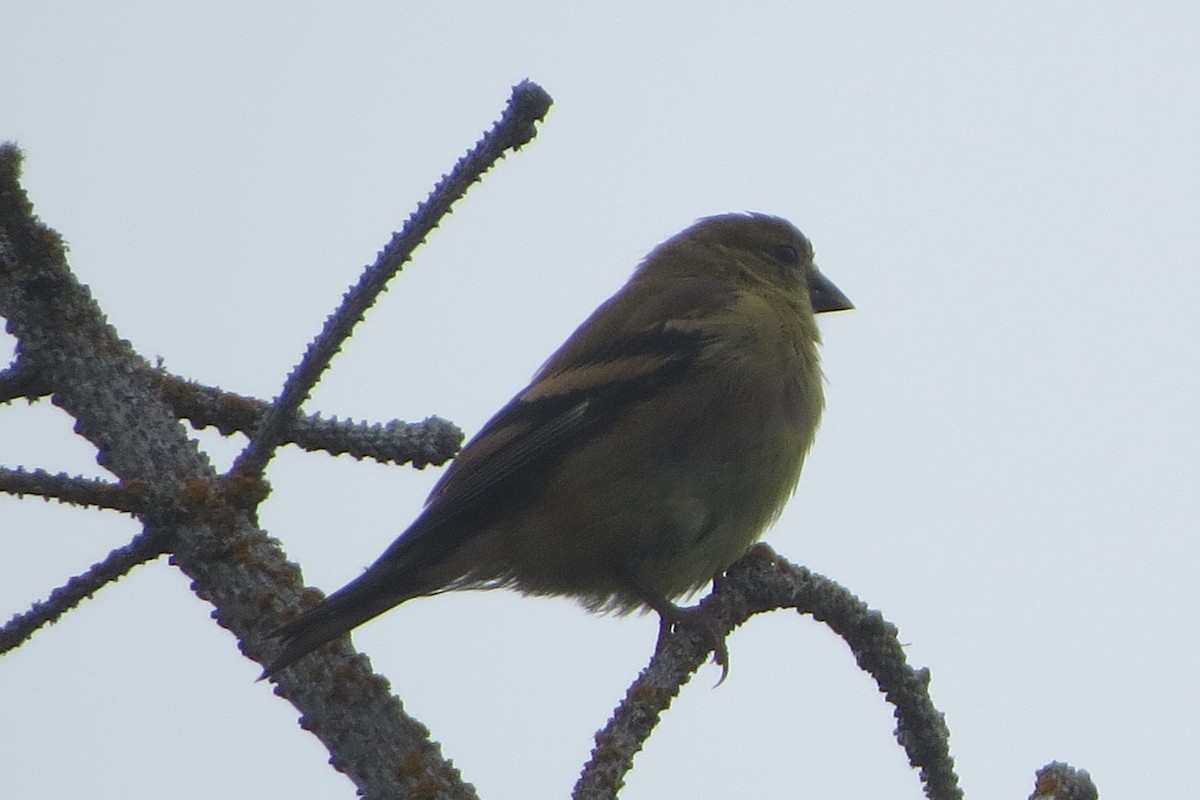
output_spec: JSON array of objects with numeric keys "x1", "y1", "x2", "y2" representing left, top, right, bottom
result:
[{"x1": 265, "y1": 212, "x2": 851, "y2": 678}]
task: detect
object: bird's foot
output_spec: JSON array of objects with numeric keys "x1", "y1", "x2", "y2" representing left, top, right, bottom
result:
[{"x1": 653, "y1": 602, "x2": 731, "y2": 686}]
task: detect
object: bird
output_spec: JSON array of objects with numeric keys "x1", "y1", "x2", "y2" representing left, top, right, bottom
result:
[{"x1": 263, "y1": 212, "x2": 852, "y2": 679}]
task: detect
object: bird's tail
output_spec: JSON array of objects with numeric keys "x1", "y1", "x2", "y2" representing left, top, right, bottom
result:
[{"x1": 260, "y1": 567, "x2": 414, "y2": 680}]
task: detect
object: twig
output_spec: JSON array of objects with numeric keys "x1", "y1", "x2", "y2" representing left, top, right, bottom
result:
[
  {"x1": 0, "y1": 529, "x2": 168, "y2": 655},
  {"x1": 153, "y1": 372, "x2": 462, "y2": 467},
  {"x1": 1029, "y1": 761, "x2": 1097, "y2": 800},
  {"x1": 0, "y1": 357, "x2": 51, "y2": 403},
  {"x1": 232, "y1": 79, "x2": 553, "y2": 482},
  {"x1": 0, "y1": 466, "x2": 147, "y2": 514},
  {"x1": 0, "y1": 124, "x2": 493, "y2": 798},
  {"x1": 576, "y1": 544, "x2": 963, "y2": 800}
]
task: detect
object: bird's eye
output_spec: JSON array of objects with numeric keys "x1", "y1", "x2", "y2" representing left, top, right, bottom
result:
[{"x1": 772, "y1": 243, "x2": 801, "y2": 266}]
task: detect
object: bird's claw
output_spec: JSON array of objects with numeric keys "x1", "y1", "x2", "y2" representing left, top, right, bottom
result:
[{"x1": 654, "y1": 604, "x2": 731, "y2": 686}]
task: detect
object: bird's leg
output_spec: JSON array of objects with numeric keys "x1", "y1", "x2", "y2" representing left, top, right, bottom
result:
[{"x1": 620, "y1": 573, "x2": 730, "y2": 684}]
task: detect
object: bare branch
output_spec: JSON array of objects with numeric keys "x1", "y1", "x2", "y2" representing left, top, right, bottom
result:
[
  {"x1": 577, "y1": 544, "x2": 963, "y2": 800},
  {"x1": 1029, "y1": 762, "x2": 1097, "y2": 800},
  {"x1": 232, "y1": 79, "x2": 553, "y2": 482},
  {"x1": 0, "y1": 466, "x2": 147, "y2": 514},
  {"x1": 0, "y1": 81, "x2": 553, "y2": 798},
  {"x1": 153, "y1": 372, "x2": 462, "y2": 467},
  {"x1": 0, "y1": 357, "x2": 52, "y2": 403},
  {"x1": 0, "y1": 138, "x2": 477, "y2": 798},
  {"x1": 268, "y1": 648, "x2": 480, "y2": 800},
  {"x1": 0, "y1": 528, "x2": 168, "y2": 655}
]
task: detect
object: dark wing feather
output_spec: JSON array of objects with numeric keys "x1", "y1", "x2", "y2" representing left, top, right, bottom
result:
[{"x1": 377, "y1": 324, "x2": 710, "y2": 567}]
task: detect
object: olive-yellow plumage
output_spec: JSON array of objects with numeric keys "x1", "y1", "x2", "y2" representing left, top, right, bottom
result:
[{"x1": 265, "y1": 213, "x2": 851, "y2": 678}]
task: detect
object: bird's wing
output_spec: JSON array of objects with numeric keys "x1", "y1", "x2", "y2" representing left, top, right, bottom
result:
[{"x1": 378, "y1": 278, "x2": 733, "y2": 566}]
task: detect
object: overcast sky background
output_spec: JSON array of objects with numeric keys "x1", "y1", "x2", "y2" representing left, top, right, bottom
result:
[{"x1": 3, "y1": 3, "x2": 1198, "y2": 798}]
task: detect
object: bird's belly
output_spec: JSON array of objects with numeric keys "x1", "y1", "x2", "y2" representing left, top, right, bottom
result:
[{"x1": 491, "y1": 393, "x2": 810, "y2": 612}]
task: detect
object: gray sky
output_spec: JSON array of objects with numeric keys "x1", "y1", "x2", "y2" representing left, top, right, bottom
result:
[{"x1": 3, "y1": 3, "x2": 1197, "y2": 798}]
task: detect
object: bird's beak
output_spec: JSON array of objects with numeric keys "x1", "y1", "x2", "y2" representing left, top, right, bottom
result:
[{"x1": 808, "y1": 270, "x2": 854, "y2": 313}]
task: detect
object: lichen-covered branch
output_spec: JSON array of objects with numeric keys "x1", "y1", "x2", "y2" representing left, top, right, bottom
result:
[
  {"x1": 3, "y1": 139, "x2": 474, "y2": 800},
  {"x1": 0, "y1": 528, "x2": 168, "y2": 655},
  {"x1": 231, "y1": 79, "x2": 552, "y2": 482},
  {"x1": 0, "y1": 466, "x2": 147, "y2": 513},
  {"x1": 0, "y1": 356, "x2": 52, "y2": 403},
  {"x1": 0, "y1": 83, "x2": 551, "y2": 796},
  {"x1": 576, "y1": 544, "x2": 963, "y2": 800},
  {"x1": 1028, "y1": 762, "x2": 1097, "y2": 800},
  {"x1": 153, "y1": 372, "x2": 462, "y2": 467}
]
